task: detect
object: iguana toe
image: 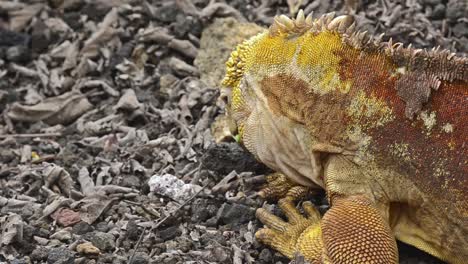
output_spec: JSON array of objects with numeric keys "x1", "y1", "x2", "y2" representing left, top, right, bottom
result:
[
  {"x1": 256, "y1": 198, "x2": 322, "y2": 260},
  {"x1": 258, "y1": 172, "x2": 310, "y2": 201}
]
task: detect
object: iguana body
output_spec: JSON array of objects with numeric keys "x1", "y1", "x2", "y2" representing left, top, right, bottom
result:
[{"x1": 220, "y1": 11, "x2": 467, "y2": 263}]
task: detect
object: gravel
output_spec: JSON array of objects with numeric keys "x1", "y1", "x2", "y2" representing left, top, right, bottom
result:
[{"x1": 0, "y1": 0, "x2": 464, "y2": 263}]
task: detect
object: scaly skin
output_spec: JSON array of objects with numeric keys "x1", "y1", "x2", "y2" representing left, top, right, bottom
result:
[{"x1": 220, "y1": 10, "x2": 467, "y2": 263}]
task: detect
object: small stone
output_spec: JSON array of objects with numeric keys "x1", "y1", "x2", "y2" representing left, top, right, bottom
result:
[
  {"x1": 446, "y1": 0, "x2": 468, "y2": 22},
  {"x1": 31, "y1": 247, "x2": 48, "y2": 262},
  {"x1": 76, "y1": 242, "x2": 101, "y2": 256},
  {"x1": 6, "y1": 45, "x2": 31, "y2": 63},
  {"x1": 96, "y1": 253, "x2": 114, "y2": 263},
  {"x1": 72, "y1": 221, "x2": 94, "y2": 235},
  {"x1": 51, "y1": 208, "x2": 81, "y2": 227},
  {"x1": 452, "y1": 22, "x2": 468, "y2": 38},
  {"x1": 212, "y1": 247, "x2": 229, "y2": 262},
  {"x1": 10, "y1": 258, "x2": 28, "y2": 264},
  {"x1": 94, "y1": 222, "x2": 110, "y2": 232},
  {"x1": 0, "y1": 29, "x2": 30, "y2": 46},
  {"x1": 81, "y1": 2, "x2": 111, "y2": 21},
  {"x1": 173, "y1": 15, "x2": 202, "y2": 38},
  {"x1": 205, "y1": 216, "x2": 218, "y2": 227},
  {"x1": 190, "y1": 198, "x2": 218, "y2": 223},
  {"x1": 158, "y1": 225, "x2": 181, "y2": 241},
  {"x1": 62, "y1": 12, "x2": 82, "y2": 31},
  {"x1": 87, "y1": 231, "x2": 115, "y2": 252},
  {"x1": 31, "y1": 20, "x2": 51, "y2": 53},
  {"x1": 216, "y1": 203, "x2": 255, "y2": 226},
  {"x1": 47, "y1": 247, "x2": 75, "y2": 264},
  {"x1": 50, "y1": 229, "x2": 72, "y2": 242},
  {"x1": 164, "y1": 240, "x2": 178, "y2": 252},
  {"x1": 34, "y1": 236, "x2": 50, "y2": 245},
  {"x1": 126, "y1": 220, "x2": 140, "y2": 240},
  {"x1": 175, "y1": 237, "x2": 193, "y2": 253},
  {"x1": 259, "y1": 248, "x2": 273, "y2": 262},
  {"x1": 459, "y1": 37, "x2": 468, "y2": 53},
  {"x1": 159, "y1": 73, "x2": 179, "y2": 97},
  {"x1": 153, "y1": 2, "x2": 179, "y2": 23},
  {"x1": 431, "y1": 4, "x2": 446, "y2": 20},
  {"x1": 120, "y1": 174, "x2": 141, "y2": 189},
  {"x1": 130, "y1": 252, "x2": 149, "y2": 264},
  {"x1": 0, "y1": 149, "x2": 16, "y2": 163}
]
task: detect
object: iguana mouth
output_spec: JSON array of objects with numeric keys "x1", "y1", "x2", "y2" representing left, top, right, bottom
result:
[
  {"x1": 219, "y1": 87, "x2": 241, "y2": 141},
  {"x1": 238, "y1": 98, "x2": 325, "y2": 189}
]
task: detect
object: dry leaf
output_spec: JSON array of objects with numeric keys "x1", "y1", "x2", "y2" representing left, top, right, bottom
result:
[
  {"x1": 43, "y1": 163, "x2": 74, "y2": 198},
  {"x1": 115, "y1": 89, "x2": 143, "y2": 112},
  {"x1": 0, "y1": 214, "x2": 22, "y2": 246},
  {"x1": 9, "y1": 4, "x2": 44, "y2": 31},
  {"x1": 80, "y1": 8, "x2": 119, "y2": 58},
  {"x1": 8, "y1": 90, "x2": 93, "y2": 125}
]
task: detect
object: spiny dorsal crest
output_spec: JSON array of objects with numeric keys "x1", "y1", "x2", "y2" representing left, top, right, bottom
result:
[
  {"x1": 222, "y1": 35, "x2": 257, "y2": 87},
  {"x1": 269, "y1": 10, "x2": 355, "y2": 37}
]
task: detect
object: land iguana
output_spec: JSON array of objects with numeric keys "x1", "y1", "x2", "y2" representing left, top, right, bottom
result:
[{"x1": 219, "y1": 10, "x2": 467, "y2": 263}]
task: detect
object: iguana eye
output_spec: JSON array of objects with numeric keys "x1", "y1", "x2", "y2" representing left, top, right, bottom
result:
[{"x1": 220, "y1": 88, "x2": 231, "y2": 105}]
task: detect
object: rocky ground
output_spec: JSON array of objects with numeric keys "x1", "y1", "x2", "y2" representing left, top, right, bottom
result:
[{"x1": 0, "y1": 0, "x2": 466, "y2": 263}]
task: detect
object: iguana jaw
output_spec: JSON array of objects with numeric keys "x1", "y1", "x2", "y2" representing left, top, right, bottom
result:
[
  {"x1": 226, "y1": 71, "x2": 325, "y2": 188},
  {"x1": 246, "y1": 105, "x2": 324, "y2": 188}
]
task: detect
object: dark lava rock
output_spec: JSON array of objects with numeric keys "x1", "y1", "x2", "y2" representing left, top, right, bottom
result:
[
  {"x1": 430, "y1": 4, "x2": 446, "y2": 20},
  {"x1": 120, "y1": 174, "x2": 141, "y2": 188},
  {"x1": 173, "y1": 15, "x2": 203, "y2": 38},
  {"x1": 62, "y1": 12, "x2": 82, "y2": 31},
  {"x1": 158, "y1": 225, "x2": 181, "y2": 241},
  {"x1": 216, "y1": 203, "x2": 256, "y2": 226},
  {"x1": 199, "y1": 230, "x2": 226, "y2": 246},
  {"x1": 202, "y1": 143, "x2": 270, "y2": 177},
  {"x1": 86, "y1": 231, "x2": 116, "y2": 252},
  {"x1": 10, "y1": 258, "x2": 28, "y2": 264},
  {"x1": 31, "y1": 20, "x2": 51, "y2": 53},
  {"x1": 131, "y1": 252, "x2": 149, "y2": 264},
  {"x1": 446, "y1": 0, "x2": 468, "y2": 22},
  {"x1": 30, "y1": 247, "x2": 49, "y2": 262},
  {"x1": 94, "y1": 221, "x2": 111, "y2": 232},
  {"x1": 154, "y1": 2, "x2": 179, "y2": 23},
  {"x1": 212, "y1": 246, "x2": 230, "y2": 262},
  {"x1": 0, "y1": 29, "x2": 30, "y2": 47},
  {"x1": 47, "y1": 247, "x2": 75, "y2": 264},
  {"x1": 6, "y1": 45, "x2": 31, "y2": 63},
  {"x1": 81, "y1": 2, "x2": 112, "y2": 21},
  {"x1": 452, "y1": 22, "x2": 468, "y2": 38},
  {"x1": 0, "y1": 149, "x2": 16, "y2": 163},
  {"x1": 258, "y1": 248, "x2": 273, "y2": 263},
  {"x1": 126, "y1": 219, "x2": 140, "y2": 240},
  {"x1": 72, "y1": 221, "x2": 94, "y2": 235},
  {"x1": 190, "y1": 198, "x2": 218, "y2": 223}
]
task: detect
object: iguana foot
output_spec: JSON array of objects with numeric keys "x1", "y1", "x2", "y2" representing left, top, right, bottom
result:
[
  {"x1": 256, "y1": 198, "x2": 322, "y2": 260},
  {"x1": 256, "y1": 195, "x2": 398, "y2": 263},
  {"x1": 258, "y1": 172, "x2": 310, "y2": 201}
]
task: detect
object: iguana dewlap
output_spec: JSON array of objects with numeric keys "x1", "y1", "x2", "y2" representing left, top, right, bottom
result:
[{"x1": 220, "y1": 10, "x2": 467, "y2": 263}]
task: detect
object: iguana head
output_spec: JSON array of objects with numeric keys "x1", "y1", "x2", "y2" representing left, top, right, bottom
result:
[{"x1": 219, "y1": 11, "x2": 357, "y2": 187}]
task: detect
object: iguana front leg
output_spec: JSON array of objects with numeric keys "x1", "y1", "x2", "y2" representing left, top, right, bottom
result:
[
  {"x1": 259, "y1": 172, "x2": 310, "y2": 201},
  {"x1": 256, "y1": 196, "x2": 398, "y2": 263}
]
